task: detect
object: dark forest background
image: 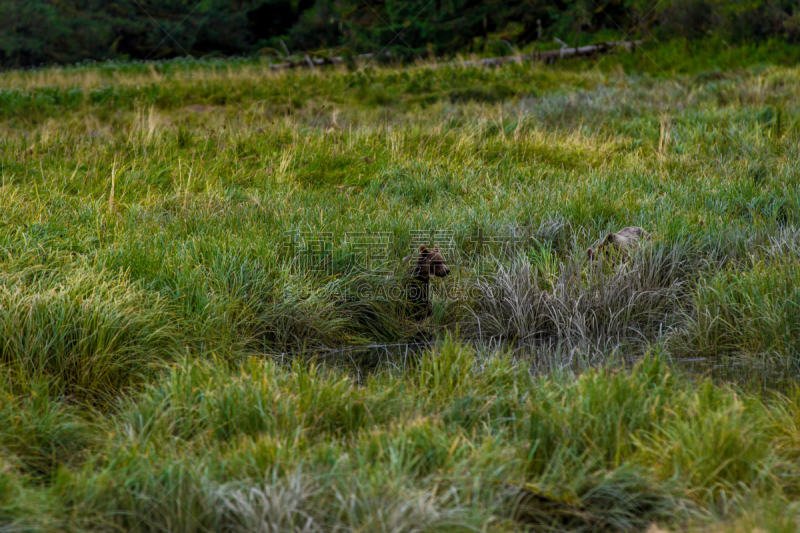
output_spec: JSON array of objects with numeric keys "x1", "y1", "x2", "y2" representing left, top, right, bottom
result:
[{"x1": 1, "y1": 0, "x2": 799, "y2": 68}]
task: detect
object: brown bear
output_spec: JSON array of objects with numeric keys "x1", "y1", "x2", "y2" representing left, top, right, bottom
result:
[
  {"x1": 587, "y1": 226, "x2": 651, "y2": 261},
  {"x1": 402, "y1": 244, "x2": 451, "y2": 320}
]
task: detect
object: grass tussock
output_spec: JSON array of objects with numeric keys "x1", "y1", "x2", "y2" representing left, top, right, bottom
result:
[
  {"x1": 3, "y1": 342, "x2": 799, "y2": 531},
  {"x1": 468, "y1": 243, "x2": 691, "y2": 353},
  {"x1": 677, "y1": 256, "x2": 800, "y2": 362},
  {"x1": 0, "y1": 266, "x2": 179, "y2": 402}
]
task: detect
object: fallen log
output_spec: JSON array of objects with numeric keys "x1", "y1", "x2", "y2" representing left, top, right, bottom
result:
[
  {"x1": 267, "y1": 40, "x2": 642, "y2": 71},
  {"x1": 269, "y1": 52, "x2": 380, "y2": 70},
  {"x1": 270, "y1": 56, "x2": 343, "y2": 70},
  {"x1": 460, "y1": 40, "x2": 644, "y2": 67}
]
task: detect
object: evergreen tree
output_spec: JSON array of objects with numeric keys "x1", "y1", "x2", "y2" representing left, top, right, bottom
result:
[{"x1": 0, "y1": 0, "x2": 796, "y2": 68}]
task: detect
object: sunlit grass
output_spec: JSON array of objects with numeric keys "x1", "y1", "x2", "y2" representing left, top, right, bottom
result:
[{"x1": 2, "y1": 48, "x2": 800, "y2": 531}]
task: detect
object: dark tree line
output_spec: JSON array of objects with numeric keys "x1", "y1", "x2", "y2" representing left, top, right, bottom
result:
[{"x1": 1, "y1": 0, "x2": 798, "y2": 68}]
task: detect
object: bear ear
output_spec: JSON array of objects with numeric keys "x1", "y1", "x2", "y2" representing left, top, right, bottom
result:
[
  {"x1": 587, "y1": 248, "x2": 594, "y2": 259},
  {"x1": 404, "y1": 244, "x2": 428, "y2": 262},
  {"x1": 432, "y1": 244, "x2": 440, "y2": 253}
]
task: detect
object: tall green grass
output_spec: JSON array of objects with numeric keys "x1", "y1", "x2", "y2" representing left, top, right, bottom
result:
[
  {"x1": 4, "y1": 343, "x2": 800, "y2": 531},
  {"x1": 3, "y1": 50, "x2": 800, "y2": 531},
  {"x1": 0, "y1": 266, "x2": 179, "y2": 403},
  {"x1": 679, "y1": 257, "x2": 800, "y2": 362}
]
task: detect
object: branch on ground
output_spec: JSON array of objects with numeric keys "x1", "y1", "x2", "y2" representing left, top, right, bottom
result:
[{"x1": 268, "y1": 40, "x2": 644, "y2": 70}]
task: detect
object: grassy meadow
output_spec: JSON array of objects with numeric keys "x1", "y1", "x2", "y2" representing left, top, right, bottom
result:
[{"x1": 2, "y1": 42, "x2": 800, "y2": 531}]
